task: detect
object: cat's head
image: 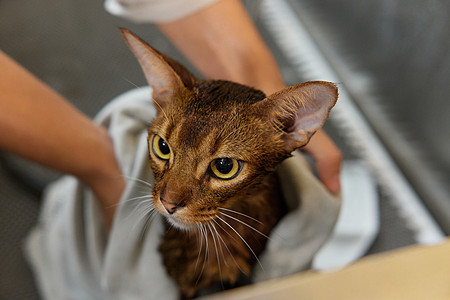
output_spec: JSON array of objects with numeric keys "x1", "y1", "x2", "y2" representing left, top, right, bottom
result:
[{"x1": 121, "y1": 29, "x2": 338, "y2": 231}]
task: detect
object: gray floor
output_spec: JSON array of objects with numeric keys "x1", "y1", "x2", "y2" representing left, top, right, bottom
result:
[
  {"x1": 1, "y1": 0, "x2": 447, "y2": 299},
  {"x1": 0, "y1": 164, "x2": 40, "y2": 299}
]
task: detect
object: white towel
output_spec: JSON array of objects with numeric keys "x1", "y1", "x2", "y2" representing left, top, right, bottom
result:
[{"x1": 25, "y1": 87, "x2": 341, "y2": 299}]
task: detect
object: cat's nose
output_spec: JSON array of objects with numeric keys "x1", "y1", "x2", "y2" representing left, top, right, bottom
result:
[{"x1": 160, "y1": 198, "x2": 181, "y2": 214}]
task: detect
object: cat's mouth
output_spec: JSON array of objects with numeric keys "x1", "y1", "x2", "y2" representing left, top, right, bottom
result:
[
  {"x1": 166, "y1": 215, "x2": 202, "y2": 231},
  {"x1": 154, "y1": 197, "x2": 218, "y2": 231},
  {"x1": 162, "y1": 210, "x2": 217, "y2": 231}
]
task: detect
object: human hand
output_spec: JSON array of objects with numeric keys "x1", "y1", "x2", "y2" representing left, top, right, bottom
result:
[
  {"x1": 83, "y1": 170, "x2": 125, "y2": 231},
  {"x1": 302, "y1": 129, "x2": 342, "y2": 194},
  {"x1": 78, "y1": 128, "x2": 125, "y2": 230}
]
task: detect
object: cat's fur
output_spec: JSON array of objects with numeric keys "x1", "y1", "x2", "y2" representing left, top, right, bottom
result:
[{"x1": 121, "y1": 29, "x2": 338, "y2": 298}]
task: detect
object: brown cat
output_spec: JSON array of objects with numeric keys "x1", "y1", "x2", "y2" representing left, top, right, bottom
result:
[{"x1": 120, "y1": 29, "x2": 338, "y2": 298}]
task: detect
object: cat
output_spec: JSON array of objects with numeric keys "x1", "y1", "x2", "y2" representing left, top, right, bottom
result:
[{"x1": 120, "y1": 28, "x2": 338, "y2": 299}]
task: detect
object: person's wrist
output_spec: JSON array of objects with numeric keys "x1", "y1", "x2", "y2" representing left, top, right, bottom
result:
[{"x1": 79, "y1": 126, "x2": 125, "y2": 229}]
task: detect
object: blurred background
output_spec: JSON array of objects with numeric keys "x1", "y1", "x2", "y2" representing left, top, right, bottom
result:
[{"x1": 0, "y1": 0, "x2": 449, "y2": 298}]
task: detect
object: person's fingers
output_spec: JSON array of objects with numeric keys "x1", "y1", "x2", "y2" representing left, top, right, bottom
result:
[{"x1": 302, "y1": 129, "x2": 342, "y2": 194}]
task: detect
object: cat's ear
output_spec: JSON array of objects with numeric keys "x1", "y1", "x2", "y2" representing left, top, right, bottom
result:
[
  {"x1": 120, "y1": 28, "x2": 195, "y2": 109},
  {"x1": 256, "y1": 81, "x2": 338, "y2": 153}
]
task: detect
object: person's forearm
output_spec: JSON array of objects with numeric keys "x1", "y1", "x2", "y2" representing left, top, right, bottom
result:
[
  {"x1": 157, "y1": 0, "x2": 285, "y2": 95},
  {"x1": 0, "y1": 51, "x2": 124, "y2": 227},
  {"x1": 1, "y1": 51, "x2": 103, "y2": 176}
]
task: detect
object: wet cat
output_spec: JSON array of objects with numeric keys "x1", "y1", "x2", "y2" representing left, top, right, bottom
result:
[{"x1": 121, "y1": 28, "x2": 338, "y2": 298}]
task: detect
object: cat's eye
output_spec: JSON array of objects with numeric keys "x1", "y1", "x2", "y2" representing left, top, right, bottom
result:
[
  {"x1": 152, "y1": 135, "x2": 171, "y2": 160},
  {"x1": 210, "y1": 158, "x2": 242, "y2": 180}
]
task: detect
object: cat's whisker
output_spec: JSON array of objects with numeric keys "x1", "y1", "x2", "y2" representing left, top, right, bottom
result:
[
  {"x1": 151, "y1": 95, "x2": 171, "y2": 124},
  {"x1": 119, "y1": 196, "x2": 154, "y2": 226},
  {"x1": 210, "y1": 221, "x2": 228, "y2": 269},
  {"x1": 117, "y1": 174, "x2": 155, "y2": 210},
  {"x1": 121, "y1": 76, "x2": 140, "y2": 89},
  {"x1": 132, "y1": 202, "x2": 155, "y2": 229},
  {"x1": 122, "y1": 194, "x2": 153, "y2": 205},
  {"x1": 135, "y1": 206, "x2": 158, "y2": 243},
  {"x1": 210, "y1": 218, "x2": 246, "y2": 274},
  {"x1": 219, "y1": 212, "x2": 272, "y2": 241},
  {"x1": 128, "y1": 197, "x2": 153, "y2": 215},
  {"x1": 194, "y1": 222, "x2": 207, "y2": 273},
  {"x1": 121, "y1": 174, "x2": 154, "y2": 189},
  {"x1": 206, "y1": 223, "x2": 224, "y2": 289},
  {"x1": 140, "y1": 206, "x2": 156, "y2": 225},
  {"x1": 165, "y1": 221, "x2": 176, "y2": 234},
  {"x1": 216, "y1": 216, "x2": 265, "y2": 273},
  {"x1": 195, "y1": 224, "x2": 209, "y2": 287},
  {"x1": 210, "y1": 217, "x2": 240, "y2": 245},
  {"x1": 218, "y1": 207, "x2": 263, "y2": 225},
  {"x1": 105, "y1": 202, "x2": 122, "y2": 210},
  {"x1": 105, "y1": 193, "x2": 151, "y2": 210},
  {"x1": 140, "y1": 210, "x2": 158, "y2": 242}
]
